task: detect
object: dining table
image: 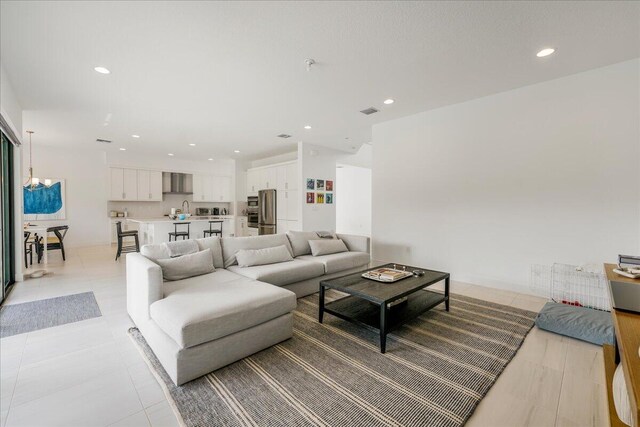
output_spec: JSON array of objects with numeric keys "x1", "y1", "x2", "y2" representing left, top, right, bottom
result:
[{"x1": 24, "y1": 223, "x2": 49, "y2": 266}]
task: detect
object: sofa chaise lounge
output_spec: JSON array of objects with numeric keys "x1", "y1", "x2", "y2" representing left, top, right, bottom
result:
[{"x1": 127, "y1": 231, "x2": 370, "y2": 385}]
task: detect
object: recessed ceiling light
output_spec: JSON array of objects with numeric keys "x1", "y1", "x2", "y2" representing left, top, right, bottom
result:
[
  {"x1": 234, "y1": 150, "x2": 240, "y2": 153},
  {"x1": 536, "y1": 48, "x2": 555, "y2": 58},
  {"x1": 189, "y1": 143, "x2": 196, "y2": 146},
  {"x1": 383, "y1": 99, "x2": 394, "y2": 105},
  {"x1": 208, "y1": 158, "x2": 213, "y2": 161},
  {"x1": 304, "y1": 125, "x2": 312, "y2": 130},
  {"x1": 168, "y1": 153, "x2": 174, "y2": 156},
  {"x1": 119, "y1": 148, "x2": 126, "y2": 151},
  {"x1": 131, "y1": 134, "x2": 140, "y2": 138},
  {"x1": 94, "y1": 66, "x2": 110, "y2": 74}
]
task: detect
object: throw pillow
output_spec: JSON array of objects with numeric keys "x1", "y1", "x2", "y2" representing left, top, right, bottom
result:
[
  {"x1": 286, "y1": 231, "x2": 323, "y2": 257},
  {"x1": 155, "y1": 248, "x2": 214, "y2": 281},
  {"x1": 309, "y1": 239, "x2": 348, "y2": 256},
  {"x1": 235, "y1": 245, "x2": 294, "y2": 267}
]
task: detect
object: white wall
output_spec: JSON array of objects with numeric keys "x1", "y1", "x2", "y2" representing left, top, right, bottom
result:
[
  {"x1": 372, "y1": 59, "x2": 640, "y2": 294},
  {"x1": 23, "y1": 146, "x2": 110, "y2": 248},
  {"x1": 298, "y1": 142, "x2": 341, "y2": 232},
  {"x1": 336, "y1": 165, "x2": 371, "y2": 236}
]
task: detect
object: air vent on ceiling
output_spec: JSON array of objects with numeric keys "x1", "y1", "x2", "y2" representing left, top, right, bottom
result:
[
  {"x1": 360, "y1": 107, "x2": 379, "y2": 115},
  {"x1": 277, "y1": 134, "x2": 292, "y2": 139},
  {"x1": 96, "y1": 138, "x2": 112, "y2": 144}
]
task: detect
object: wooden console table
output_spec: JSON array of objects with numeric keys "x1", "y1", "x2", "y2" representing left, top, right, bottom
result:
[{"x1": 603, "y1": 263, "x2": 640, "y2": 427}]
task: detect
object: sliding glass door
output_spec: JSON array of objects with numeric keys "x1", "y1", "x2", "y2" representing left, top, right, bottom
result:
[{"x1": 1, "y1": 131, "x2": 15, "y2": 302}]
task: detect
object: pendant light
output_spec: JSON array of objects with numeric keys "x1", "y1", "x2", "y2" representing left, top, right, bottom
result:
[{"x1": 23, "y1": 131, "x2": 51, "y2": 191}]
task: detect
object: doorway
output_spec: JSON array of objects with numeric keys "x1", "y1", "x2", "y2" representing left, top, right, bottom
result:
[
  {"x1": 335, "y1": 164, "x2": 371, "y2": 237},
  {"x1": 1, "y1": 131, "x2": 15, "y2": 302}
]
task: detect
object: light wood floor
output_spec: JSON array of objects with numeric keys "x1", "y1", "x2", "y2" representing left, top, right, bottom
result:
[{"x1": 0, "y1": 246, "x2": 608, "y2": 427}]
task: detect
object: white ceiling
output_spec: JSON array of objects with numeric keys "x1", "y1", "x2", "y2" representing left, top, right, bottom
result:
[{"x1": 1, "y1": 1, "x2": 639, "y2": 161}]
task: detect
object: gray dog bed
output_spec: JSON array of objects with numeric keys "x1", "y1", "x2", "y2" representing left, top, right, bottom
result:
[{"x1": 535, "y1": 301, "x2": 614, "y2": 345}]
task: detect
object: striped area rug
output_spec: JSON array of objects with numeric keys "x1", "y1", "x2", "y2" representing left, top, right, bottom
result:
[{"x1": 129, "y1": 291, "x2": 536, "y2": 427}]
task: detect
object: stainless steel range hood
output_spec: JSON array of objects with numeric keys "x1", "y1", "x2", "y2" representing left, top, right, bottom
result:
[{"x1": 162, "y1": 172, "x2": 193, "y2": 194}]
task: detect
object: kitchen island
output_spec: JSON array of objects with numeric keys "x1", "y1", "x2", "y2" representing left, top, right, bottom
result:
[{"x1": 128, "y1": 216, "x2": 236, "y2": 245}]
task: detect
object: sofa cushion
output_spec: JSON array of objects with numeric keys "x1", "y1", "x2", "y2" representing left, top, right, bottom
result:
[
  {"x1": 236, "y1": 245, "x2": 293, "y2": 267},
  {"x1": 164, "y1": 240, "x2": 198, "y2": 258},
  {"x1": 150, "y1": 272, "x2": 296, "y2": 348},
  {"x1": 309, "y1": 239, "x2": 348, "y2": 256},
  {"x1": 155, "y1": 249, "x2": 214, "y2": 281},
  {"x1": 141, "y1": 236, "x2": 224, "y2": 269},
  {"x1": 297, "y1": 251, "x2": 370, "y2": 274},
  {"x1": 221, "y1": 234, "x2": 294, "y2": 268},
  {"x1": 228, "y1": 259, "x2": 324, "y2": 286},
  {"x1": 286, "y1": 231, "x2": 322, "y2": 257}
]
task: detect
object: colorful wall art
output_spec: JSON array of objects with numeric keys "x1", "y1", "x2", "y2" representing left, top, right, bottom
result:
[
  {"x1": 24, "y1": 179, "x2": 66, "y2": 220},
  {"x1": 306, "y1": 192, "x2": 315, "y2": 203},
  {"x1": 305, "y1": 177, "x2": 334, "y2": 204},
  {"x1": 306, "y1": 178, "x2": 315, "y2": 190}
]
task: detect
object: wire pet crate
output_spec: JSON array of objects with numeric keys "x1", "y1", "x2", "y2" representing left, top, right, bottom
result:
[{"x1": 530, "y1": 263, "x2": 610, "y2": 311}]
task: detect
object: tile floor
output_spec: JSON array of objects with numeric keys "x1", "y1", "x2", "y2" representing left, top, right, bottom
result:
[{"x1": 0, "y1": 246, "x2": 608, "y2": 427}]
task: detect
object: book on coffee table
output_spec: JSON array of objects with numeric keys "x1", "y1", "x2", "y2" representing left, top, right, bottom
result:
[{"x1": 362, "y1": 267, "x2": 413, "y2": 283}]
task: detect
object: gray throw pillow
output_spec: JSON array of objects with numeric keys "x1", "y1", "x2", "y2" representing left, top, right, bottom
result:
[
  {"x1": 308, "y1": 239, "x2": 348, "y2": 256},
  {"x1": 155, "y1": 249, "x2": 214, "y2": 281},
  {"x1": 235, "y1": 245, "x2": 293, "y2": 267},
  {"x1": 286, "y1": 231, "x2": 322, "y2": 257}
]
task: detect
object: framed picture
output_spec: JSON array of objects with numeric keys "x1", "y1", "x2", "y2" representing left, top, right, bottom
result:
[
  {"x1": 23, "y1": 178, "x2": 66, "y2": 220},
  {"x1": 306, "y1": 192, "x2": 315, "y2": 203},
  {"x1": 326, "y1": 180, "x2": 333, "y2": 191},
  {"x1": 316, "y1": 192, "x2": 325, "y2": 204},
  {"x1": 306, "y1": 179, "x2": 315, "y2": 190},
  {"x1": 326, "y1": 193, "x2": 333, "y2": 204},
  {"x1": 316, "y1": 179, "x2": 325, "y2": 191}
]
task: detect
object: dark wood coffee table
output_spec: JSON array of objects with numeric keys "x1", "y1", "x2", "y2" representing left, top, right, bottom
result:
[{"x1": 319, "y1": 263, "x2": 450, "y2": 353}]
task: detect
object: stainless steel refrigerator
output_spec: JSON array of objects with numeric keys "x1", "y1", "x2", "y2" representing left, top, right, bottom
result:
[{"x1": 258, "y1": 189, "x2": 277, "y2": 235}]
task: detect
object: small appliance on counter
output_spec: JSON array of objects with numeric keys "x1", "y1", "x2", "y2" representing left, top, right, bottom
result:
[
  {"x1": 212, "y1": 208, "x2": 220, "y2": 215},
  {"x1": 195, "y1": 208, "x2": 211, "y2": 216}
]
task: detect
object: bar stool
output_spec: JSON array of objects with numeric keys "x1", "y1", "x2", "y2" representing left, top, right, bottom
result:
[
  {"x1": 203, "y1": 220, "x2": 223, "y2": 237},
  {"x1": 115, "y1": 221, "x2": 140, "y2": 261},
  {"x1": 24, "y1": 231, "x2": 34, "y2": 268},
  {"x1": 168, "y1": 222, "x2": 190, "y2": 241}
]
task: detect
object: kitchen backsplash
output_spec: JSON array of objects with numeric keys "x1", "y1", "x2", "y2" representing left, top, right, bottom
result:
[{"x1": 108, "y1": 194, "x2": 232, "y2": 218}]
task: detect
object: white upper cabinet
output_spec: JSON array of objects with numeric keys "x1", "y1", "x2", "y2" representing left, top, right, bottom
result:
[
  {"x1": 262, "y1": 168, "x2": 277, "y2": 190},
  {"x1": 110, "y1": 168, "x2": 138, "y2": 201},
  {"x1": 193, "y1": 174, "x2": 233, "y2": 202},
  {"x1": 247, "y1": 160, "x2": 298, "y2": 194},
  {"x1": 285, "y1": 162, "x2": 298, "y2": 190},
  {"x1": 110, "y1": 168, "x2": 125, "y2": 201},
  {"x1": 192, "y1": 174, "x2": 205, "y2": 201},
  {"x1": 149, "y1": 171, "x2": 163, "y2": 201},
  {"x1": 246, "y1": 169, "x2": 259, "y2": 196},
  {"x1": 286, "y1": 189, "x2": 300, "y2": 221},
  {"x1": 137, "y1": 170, "x2": 150, "y2": 200}
]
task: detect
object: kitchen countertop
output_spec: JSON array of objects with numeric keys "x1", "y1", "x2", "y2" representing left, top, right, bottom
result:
[{"x1": 126, "y1": 215, "x2": 236, "y2": 223}]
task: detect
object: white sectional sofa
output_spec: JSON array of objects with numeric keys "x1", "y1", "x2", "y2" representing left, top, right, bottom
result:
[{"x1": 126, "y1": 231, "x2": 370, "y2": 385}]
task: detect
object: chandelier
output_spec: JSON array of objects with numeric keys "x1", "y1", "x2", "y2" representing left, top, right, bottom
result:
[{"x1": 23, "y1": 130, "x2": 51, "y2": 191}]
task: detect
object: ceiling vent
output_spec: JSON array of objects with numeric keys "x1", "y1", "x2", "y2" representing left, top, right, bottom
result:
[
  {"x1": 96, "y1": 138, "x2": 112, "y2": 144},
  {"x1": 277, "y1": 134, "x2": 292, "y2": 139},
  {"x1": 360, "y1": 107, "x2": 378, "y2": 115}
]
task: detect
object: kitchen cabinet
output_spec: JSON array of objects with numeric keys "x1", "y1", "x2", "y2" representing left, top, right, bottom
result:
[
  {"x1": 248, "y1": 160, "x2": 298, "y2": 194},
  {"x1": 236, "y1": 216, "x2": 248, "y2": 237},
  {"x1": 285, "y1": 162, "x2": 298, "y2": 190},
  {"x1": 137, "y1": 170, "x2": 163, "y2": 201},
  {"x1": 212, "y1": 176, "x2": 232, "y2": 202},
  {"x1": 247, "y1": 169, "x2": 259, "y2": 196},
  {"x1": 277, "y1": 219, "x2": 299, "y2": 234},
  {"x1": 109, "y1": 168, "x2": 138, "y2": 201},
  {"x1": 247, "y1": 227, "x2": 259, "y2": 237},
  {"x1": 193, "y1": 174, "x2": 233, "y2": 202}
]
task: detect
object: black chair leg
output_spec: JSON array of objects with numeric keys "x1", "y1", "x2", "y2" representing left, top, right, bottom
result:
[
  {"x1": 135, "y1": 235, "x2": 140, "y2": 252},
  {"x1": 29, "y1": 248, "x2": 32, "y2": 266},
  {"x1": 116, "y1": 237, "x2": 122, "y2": 261},
  {"x1": 60, "y1": 242, "x2": 66, "y2": 261}
]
